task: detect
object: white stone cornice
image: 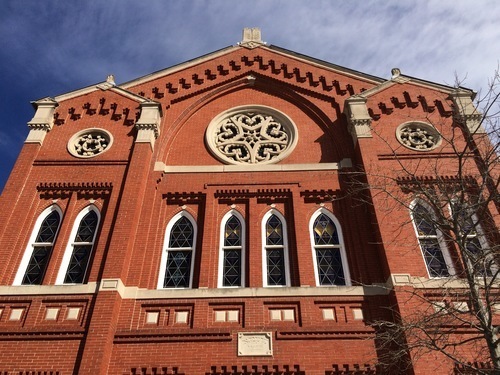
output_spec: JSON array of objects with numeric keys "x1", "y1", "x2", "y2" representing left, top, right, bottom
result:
[
  {"x1": 449, "y1": 89, "x2": 484, "y2": 134},
  {"x1": 135, "y1": 100, "x2": 162, "y2": 149},
  {"x1": 344, "y1": 95, "x2": 372, "y2": 144},
  {"x1": 25, "y1": 97, "x2": 58, "y2": 144}
]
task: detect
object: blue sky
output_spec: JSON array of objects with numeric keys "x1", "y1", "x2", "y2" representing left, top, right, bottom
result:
[{"x1": 1, "y1": 1, "x2": 499, "y2": 193}]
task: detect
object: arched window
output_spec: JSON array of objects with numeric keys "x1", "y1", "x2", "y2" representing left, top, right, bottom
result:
[
  {"x1": 451, "y1": 201, "x2": 493, "y2": 276},
  {"x1": 56, "y1": 206, "x2": 100, "y2": 284},
  {"x1": 218, "y1": 210, "x2": 245, "y2": 287},
  {"x1": 158, "y1": 212, "x2": 197, "y2": 289},
  {"x1": 262, "y1": 210, "x2": 290, "y2": 287},
  {"x1": 14, "y1": 205, "x2": 62, "y2": 285},
  {"x1": 410, "y1": 200, "x2": 454, "y2": 278},
  {"x1": 310, "y1": 209, "x2": 350, "y2": 286}
]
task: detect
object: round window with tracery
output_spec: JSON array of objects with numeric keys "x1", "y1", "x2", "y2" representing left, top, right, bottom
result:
[
  {"x1": 68, "y1": 128, "x2": 113, "y2": 158},
  {"x1": 205, "y1": 106, "x2": 298, "y2": 165},
  {"x1": 396, "y1": 122, "x2": 441, "y2": 151}
]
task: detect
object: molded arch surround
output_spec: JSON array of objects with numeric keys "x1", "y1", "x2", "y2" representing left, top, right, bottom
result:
[
  {"x1": 14, "y1": 205, "x2": 63, "y2": 285},
  {"x1": 309, "y1": 208, "x2": 351, "y2": 286},
  {"x1": 158, "y1": 211, "x2": 197, "y2": 289}
]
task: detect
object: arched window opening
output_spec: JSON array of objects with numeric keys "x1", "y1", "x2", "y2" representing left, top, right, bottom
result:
[
  {"x1": 159, "y1": 212, "x2": 197, "y2": 289},
  {"x1": 310, "y1": 210, "x2": 350, "y2": 286},
  {"x1": 219, "y1": 212, "x2": 244, "y2": 287},
  {"x1": 411, "y1": 202, "x2": 451, "y2": 278},
  {"x1": 17, "y1": 207, "x2": 62, "y2": 285},
  {"x1": 262, "y1": 211, "x2": 290, "y2": 287},
  {"x1": 57, "y1": 206, "x2": 100, "y2": 284}
]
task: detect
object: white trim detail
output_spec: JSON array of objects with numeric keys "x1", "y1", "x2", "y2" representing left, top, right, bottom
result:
[
  {"x1": 218, "y1": 210, "x2": 246, "y2": 288},
  {"x1": 13, "y1": 205, "x2": 63, "y2": 286},
  {"x1": 309, "y1": 208, "x2": 351, "y2": 286},
  {"x1": 154, "y1": 161, "x2": 349, "y2": 174},
  {"x1": 157, "y1": 211, "x2": 197, "y2": 289},
  {"x1": 56, "y1": 205, "x2": 100, "y2": 285},
  {"x1": 262, "y1": 210, "x2": 291, "y2": 287},
  {"x1": 67, "y1": 128, "x2": 113, "y2": 158},
  {"x1": 410, "y1": 199, "x2": 455, "y2": 278}
]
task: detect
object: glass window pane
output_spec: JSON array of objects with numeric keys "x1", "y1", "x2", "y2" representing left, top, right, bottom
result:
[
  {"x1": 266, "y1": 215, "x2": 283, "y2": 246},
  {"x1": 35, "y1": 211, "x2": 61, "y2": 243},
  {"x1": 223, "y1": 249, "x2": 241, "y2": 286},
  {"x1": 313, "y1": 214, "x2": 339, "y2": 245},
  {"x1": 22, "y1": 246, "x2": 53, "y2": 285},
  {"x1": 164, "y1": 250, "x2": 192, "y2": 288},
  {"x1": 224, "y1": 216, "x2": 241, "y2": 247},
  {"x1": 413, "y1": 204, "x2": 437, "y2": 236},
  {"x1": 315, "y1": 248, "x2": 345, "y2": 286},
  {"x1": 420, "y1": 239, "x2": 449, "y2": 277},
  {"x1": 64, "y1": 245, "x2": 93, "y2": 283},
  {"x1": 267, "y1": 248, "x2": 286, "y2": 286},
  {"x1": 169, "y1": 217, "x2": 194, "y2": 248},
  {"x1": 74, "y1": 211, "x2": 98, "y2": 242}
]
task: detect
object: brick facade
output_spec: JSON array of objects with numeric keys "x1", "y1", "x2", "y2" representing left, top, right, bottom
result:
[{"x1": 0, "y1": 30, "x2": 497, "y2": 374}]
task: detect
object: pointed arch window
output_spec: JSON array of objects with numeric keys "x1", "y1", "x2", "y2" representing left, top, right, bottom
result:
[
  {"x1": 57, "y1": 206, "x2": 100, "y2": 284},
  {"x1": 451, "y1": 202, "x2": 493, "y2": 276},
  {"x1": 262, "y1": 210, "x2": 290, "y2": 287},
  {"x1": 411, "y1": 201, "x2": 453, "y2": 278},
  {"x1": 14, "y1": 205, "x2": 62, "y2": 285},
  {"x1": 158, "y1": 212, "x2": 197, "y2": 289},
  {"x1": 310, "y1": 209, "x2": 350, "y2": 286},
  {"x1": 218, "y1": 211, "x2": 245, "y2": 287}
]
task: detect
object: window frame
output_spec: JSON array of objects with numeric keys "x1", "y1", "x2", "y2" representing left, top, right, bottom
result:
[
  {"x1": 56, "y1": 205, "x2": 100, "y2": 285},
  {"x1": 157, "y1": 211, "x2": 197, "y2": 289},
  {"x1": 217, "y1": 210, "x2": 246, "y2": 288},
  {"x1": 410, "y1": 199, "x2": 455, "y2": 278},
  {"x1": 309, "y1": 208, "x2": 351, "y2": 287},
  {"x1": 261, "y1": 209, "x2": 291, "y2": 287},
  {"x1": 13, "y1": 205, "x2": 63, "y2": 286}
]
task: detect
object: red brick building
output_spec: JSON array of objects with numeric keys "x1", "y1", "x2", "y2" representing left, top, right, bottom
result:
[{"x1": 0, "y1": 29, "x2": 497, "y2": 374}]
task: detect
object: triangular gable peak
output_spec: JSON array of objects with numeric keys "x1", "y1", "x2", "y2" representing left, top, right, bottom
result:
[{"x1": 344, "y1": 68, "x2": 480, "y2": 143}]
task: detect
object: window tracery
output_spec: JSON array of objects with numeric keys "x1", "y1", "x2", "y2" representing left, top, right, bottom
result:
[
  {"x1": 262, "y1": 210, "x2": 290, "y2": 287},
  {"x1": 396, "y1": 122, "x2": 441, "y2": 151},
  {"x1": 206, "y1": 106, "x2": 298, "y2": 165},
  {"x1": 219, "y1": 211, "x2": 245, "y2": 287}
]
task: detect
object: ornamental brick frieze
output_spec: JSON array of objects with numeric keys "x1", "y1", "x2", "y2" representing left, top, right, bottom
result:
[
  {"x1": 300, "y1": 189, "x2": 341, "y2": 203},
  {"x1": 53, "y1": 99, "x2": 138, "y2": 126},
  {"x1": 396, "y1": 175, "x2": 477, "y2": 194},
  {"x1": 128, "y1": 366, "x2": 185, "y2": 375},
  {"x1": 133, "y1": 55, "x2": 369, "y2": 104},
  {"x1": 214, "y1": 188, "x2": 292, "y2": 204},
  {"x1": 206, "y1": 364, "x2": 305, "y2": 375},
  {"x1": 163, "y1": 192, "x2": 205, "y2": 205},
  {"x1": 367, "y1": 96, "x2": 452, "y2": 121},
  {"x1": 37, "y1": 182, "x2": 113, "y2": 199},
  {"x1": 326, "y1": 364, "x2": 378, "y2": 375}
]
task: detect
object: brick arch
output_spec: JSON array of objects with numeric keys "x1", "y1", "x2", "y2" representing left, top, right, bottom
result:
[{"x1": 157, "y1": 72, "x2": 349, "y2": 163}]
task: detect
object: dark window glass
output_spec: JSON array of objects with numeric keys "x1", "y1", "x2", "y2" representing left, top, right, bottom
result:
[
  {"x1": 222, "y1": 215, "x2": 242, "y2": 287},
  {"x1": 22, "y1": 211, "x2": 61, "y2": 285},
  {"x1": 64, "y1": 210, "x2": 98, "y2": 284},
  {"x1": 313, "y1": 214, "x2": 346, "y2": 286},
  {"x1": 164, "y1": 216, "x2": 195, "y2": 288},
  {"x1": 265, "y1": 214, "x2": 286, "y2": 286}
]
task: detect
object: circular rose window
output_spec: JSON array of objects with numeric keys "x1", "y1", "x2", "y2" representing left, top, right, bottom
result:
[
  {"x1": 396, "y1": 122, "x2": 441, "y2": 151},
  {"x1": 68, "y1": 128, "x2": 113, "y2": 158},
  {"x1": 205, "y1": 106, "x2": 298, "y2": 165}
]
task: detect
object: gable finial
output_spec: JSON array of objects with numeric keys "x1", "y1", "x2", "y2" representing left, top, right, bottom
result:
[{"x1": 239, "y1": 28, "x2": 265, "y2": 49}]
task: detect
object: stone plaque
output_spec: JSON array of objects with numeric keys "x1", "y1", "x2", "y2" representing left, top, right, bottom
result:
[{"x1": 237, "y1": 332, "x2": 273, "y2": 356}]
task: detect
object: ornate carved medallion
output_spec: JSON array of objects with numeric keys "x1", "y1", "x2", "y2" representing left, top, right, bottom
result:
[
  {"x1": 68, "y1": 129, "x2": 112, "y2": 158},
  {"x1": 396, "y1": 122, "x2": 441, "y2": 151},
  {"x1": 206, "y1": 106, "x2": 297, "y2": 165}
]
